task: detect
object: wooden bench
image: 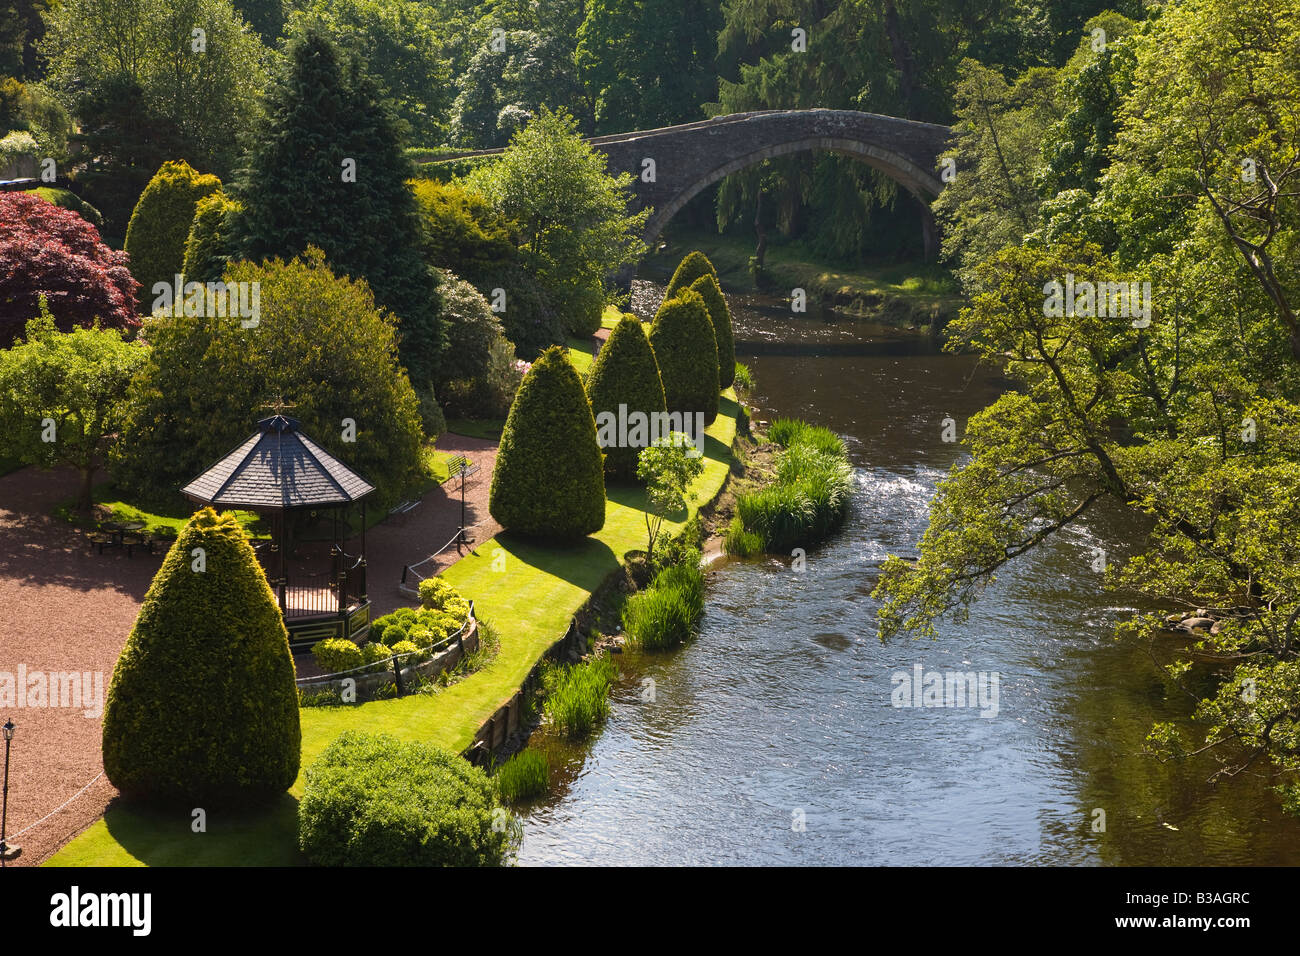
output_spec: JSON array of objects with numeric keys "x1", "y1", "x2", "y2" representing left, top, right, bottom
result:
[{"x1": 444, "y1": 455, "x2": 480, "y2": 487}]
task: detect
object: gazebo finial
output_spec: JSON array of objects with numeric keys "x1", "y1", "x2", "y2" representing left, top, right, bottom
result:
[{"x1": 261, "y1": 396, "x2": 297, "y2": 416}]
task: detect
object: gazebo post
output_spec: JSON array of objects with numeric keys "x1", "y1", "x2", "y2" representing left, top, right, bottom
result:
[{"x1": 277, "y1": 512, "x2": 287, "y2": 615}]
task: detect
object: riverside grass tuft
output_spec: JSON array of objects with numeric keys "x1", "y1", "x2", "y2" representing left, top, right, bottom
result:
[
  {"x1": 727, "y1": 419, "x2": 852, "y2": 555},
  {"x1": 542, "y1": 653, "x2": 618, "y2": 739},
  {"x1": 622, "y1": 552, "x2": 706, "y2": 651},
  {"x1": 494, "y1": 749, "x2": 550, "y2": 804}
]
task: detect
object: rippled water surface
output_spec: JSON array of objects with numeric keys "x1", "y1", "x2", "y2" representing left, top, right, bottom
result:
[{"x1": 517, "y1": 284, "x2": 1300, "y2": 865}]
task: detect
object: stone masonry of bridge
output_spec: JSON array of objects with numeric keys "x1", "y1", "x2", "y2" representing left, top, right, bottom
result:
[{"x1": 440, "y1": 109, "x2": 953, "y2": 251}]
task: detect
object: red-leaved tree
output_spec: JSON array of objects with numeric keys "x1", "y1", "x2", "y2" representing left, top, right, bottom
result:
[{"x1": 0, "y1": 192, "x2": 140, "y2": 346}]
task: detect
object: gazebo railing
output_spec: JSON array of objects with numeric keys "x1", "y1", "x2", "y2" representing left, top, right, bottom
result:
[{"x1": 275, "y1": 548, "x2": 369, "y2": 620}]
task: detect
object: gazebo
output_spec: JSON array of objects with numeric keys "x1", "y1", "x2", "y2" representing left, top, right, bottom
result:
[{"x1": 180, "y1": 414, "x2": 375, "y2": 650}]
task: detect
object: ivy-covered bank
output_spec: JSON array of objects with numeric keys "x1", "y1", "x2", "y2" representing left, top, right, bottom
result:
[{"x1": 47, "y1": 319, "x2": 739, "y2": 867}]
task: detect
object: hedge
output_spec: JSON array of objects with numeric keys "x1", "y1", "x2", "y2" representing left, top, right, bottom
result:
[
  {"x1": 124, "y1": 160, "x2": 221, "y2": 304},
  {"x1": 585, "y1": 315, "x2": 667, "y2": 480},
  {"x1": 102, "y1": 508, "x2": 300, "y2": 806},
  {"x1": 688, "y1": 272, "x2": 736, "y2": 389},
  {"x1": 489, "y1": 345, "x2": 606, "y2": 538},
  {"x1": 298, "y1": 731, "x2": 514, "y2": 866},
  {"x1": 648, "y1": 288, "x2": 719, "y2": 425}
]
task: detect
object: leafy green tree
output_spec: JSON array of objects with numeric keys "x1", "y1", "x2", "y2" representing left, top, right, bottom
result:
[
  {"x1": 586, "y1": 314, "x2": 667, "y2": 479},
  {"x1": 113, "y1": 247, "x2": 425, "y2": 507},
  {"x1": 463, "y1": 107, "x2": 647, "y2": 337},
  {"x1": 575, "y1": 0, "x2": 720, "y2": 133},
  {"x1": 648, "y1": 288, "x2": 719, "y2": 424},
  {"x1": 636, "y1": 431, "x2": 704, "y2": 562},
  {"x1": 448, "y1": 0, "x2": 590, "y2": 149},
  {"x1": 0, "y1": 308, "x2": 146, "y2": 509},
  {"x1": 688, "y1": 273, "x2": 735, "y2": 389},
  {"x1": 408, "y1": 178, "x2": 565, "y2": 357},
  {"x1": 489, "y1": 345, "x2": 605, "y2": 538},
  {"x1": 876, "y1": 0, "x2": 1300, "y2": 814},
  {"x1": 40, "y1": 0, "x2": 270, "y2": 178},
  {"x1": 930, "y1": 59, "x2": 1062, "y2": 283},
  {"x1": 284, "y1": 0, "x2": 452, "y2": 145},
  {"x1": 124, "y1": 160, "x2": 222, "y2": 301},
  {"x1": 227, "y1": 26, "x2": 442, "y2": 388},
  {"x1": 231, "y1": 0, "x2": 284, "y2": 42},
  {"x1": 103, "y1": 507, "x2": 300, "y2": 806},
  {"x1": 0, "y1": 0, "x2": 49, "y2": 80}
]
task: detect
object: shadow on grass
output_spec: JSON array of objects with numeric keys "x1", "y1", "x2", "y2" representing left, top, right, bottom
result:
[
  {"x1": 490, "y1": 532, "x2": 622, "y2": 593},
  {"x1": 98, "y1": 792, "x2": 304, "y2": 867}
]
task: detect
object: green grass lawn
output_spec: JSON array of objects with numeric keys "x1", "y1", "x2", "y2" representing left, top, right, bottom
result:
[{"x1": 47, "y1": 333, "x2": 738, "y2": 867}]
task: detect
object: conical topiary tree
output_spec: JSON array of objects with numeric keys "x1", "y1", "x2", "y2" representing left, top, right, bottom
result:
[
  {"x1": 489, "y1": 345, "x2": 606, "y2": 537},
  {"x1": 688, "y1": 272, "x2": 735, "y2": 389},
  {"x1": 181, "y1": 190, "x2": 243, "y2": 284},
  {"x1": 102, "y1": 508, "x2": 301, "y2": 806},
  {"x1": 123, "y1": 160, "x2": 222, "y2": 301},
  {"x1": 664, "y1": 250, "x2": 719, "y2": 298},
  {"x1": 586, "y1": 315, "x2": 667, "y2": 480},
  {"x1": 649, "y1": 288, "x2": 719, "y2": 425}
]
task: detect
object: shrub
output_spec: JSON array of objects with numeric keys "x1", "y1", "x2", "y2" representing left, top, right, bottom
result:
[
  {"x1": 436, "y1": 272, "x2": 512, "y2": 387},
  {"x1": 380, "y1": 623, "x2": 409, "y2": 646},
  {"x1": 410, "y1": 179, "x2": 517, "y2": 286},
  {"x1": 33, "y1": 188, "x2": 104, "y2": 229},
  {"x1": 733, "y1": 361, "x2": 755, "y2": 390},
  {"x1": 390, "y1": 639, "x2": 421, "y2": 659},
  {"x1": 112, "y1": 248, "x2": 425, "y2": 508},
  {"x1": 407, "y1": 626, "x2": 435, "y2": 648},
  {"x1": 565, "y1": 281, "x2": 606, "y2": 338},
  {"x1": 480, "y1": 337, "x2": 526, "y2": 417},
  {"x1": 494, "y1": 749, "x2": 550, "y2": 804},
  {"x1": 0, "y1": 192, "x2": 139, "y2": 347},
  {"x1": 124, "y1": 160, "x2": 222, "y2": 302},
  {"x1": 648, "y1": 289, "x2": 719, "y2": 425},
  {"x1": 664, "y1": 250, "x2": 719, "y2": 298},
  {"x1": 394, "y1": 607, "x2": 419, "y2": 624},
  {"x1": 102, "y1": 508, "x2": 300, "y2": 805},
  {"x1": 362, "y1": 640, "x2": 393, "y2": 663},
  {"x1": 490, "y1": 346, "x2": 606, "y2": 538},
  {"x1": 0, "y1": 130, "x2": 38, "y2": 176},
  {"x1": 418, "y1": 576, "x2": 463, "y2": 612},
  {"x1": 415, "y1": 384, "x2": 447, "y2": 440},
  {"x1": 298, "y1": 731, "x2": 514, "y2": 866},
  {"x1": 585, "y1": 315, "x2": 667, "y2": 480},
  {"x1": 542, "y1": 654, "x2": 617, "y2": 738},
  {"x1": 182, "y1": 190, "x2": 242, "y2": 284},
  {"x1": 688, "y1": 273, "x2": 736, "y2": 389},
  {"x1": 312, "y1": 637, "x2": 364, "y2": 674}
]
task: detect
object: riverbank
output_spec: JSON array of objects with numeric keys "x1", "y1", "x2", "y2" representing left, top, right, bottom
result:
[
  {"x1": 639, "y1": 227, "x2": 962, "y2": 332},
  {"x1": 45, "y1": 312, "x2": 741, "y2": 866}
]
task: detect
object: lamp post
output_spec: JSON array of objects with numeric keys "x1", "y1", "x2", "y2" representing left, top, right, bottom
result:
[
  {"x1": 1, "y1": 718, "x2": 18, "y2": 865},
  {"x1": 457, "y1": 462, "x2": 471, "y2": 545}
]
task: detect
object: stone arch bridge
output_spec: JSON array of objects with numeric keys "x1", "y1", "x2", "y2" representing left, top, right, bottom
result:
[{"x1": 440, "y1": 109, "x2": 953, "y2": 252}]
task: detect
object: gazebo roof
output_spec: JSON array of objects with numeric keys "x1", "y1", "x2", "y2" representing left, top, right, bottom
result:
[{"x1": 181, "y1": 415, "x2": 375, "y2": 511}]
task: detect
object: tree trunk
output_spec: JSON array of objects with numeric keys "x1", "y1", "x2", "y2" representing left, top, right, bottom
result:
[
  {"x1": 754, "y1": 189, "x2": 767, "y2": 268},
  {"x1": 79, "y1": 466, "x2": 95, "y2": 512},
  {"x1": 919, "y1": 202, "x2": 939, "y2": 263}
]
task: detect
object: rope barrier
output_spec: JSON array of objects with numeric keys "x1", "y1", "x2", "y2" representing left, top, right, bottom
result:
[{"x1": 10, "y1": 771, "x2": 105, "y2": 839}]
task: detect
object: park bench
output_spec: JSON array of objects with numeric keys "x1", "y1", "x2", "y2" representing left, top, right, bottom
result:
[{"x1": 444, "y1": 455, "x2": 480, "y2": 487}]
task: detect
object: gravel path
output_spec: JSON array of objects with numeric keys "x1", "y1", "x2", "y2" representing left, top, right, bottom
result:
[{"x1": 0, "y1": 431, "x2": 500, "y2": 865}]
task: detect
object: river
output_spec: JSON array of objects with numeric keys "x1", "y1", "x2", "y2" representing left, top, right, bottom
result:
[{"x1": 516, "y1": 283, "x2": 1300, "y2": 866}]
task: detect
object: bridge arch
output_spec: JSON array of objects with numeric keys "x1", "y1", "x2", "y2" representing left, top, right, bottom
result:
[{"x1": 591, "y1": 110, "x2": 952, "y2": 249}]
